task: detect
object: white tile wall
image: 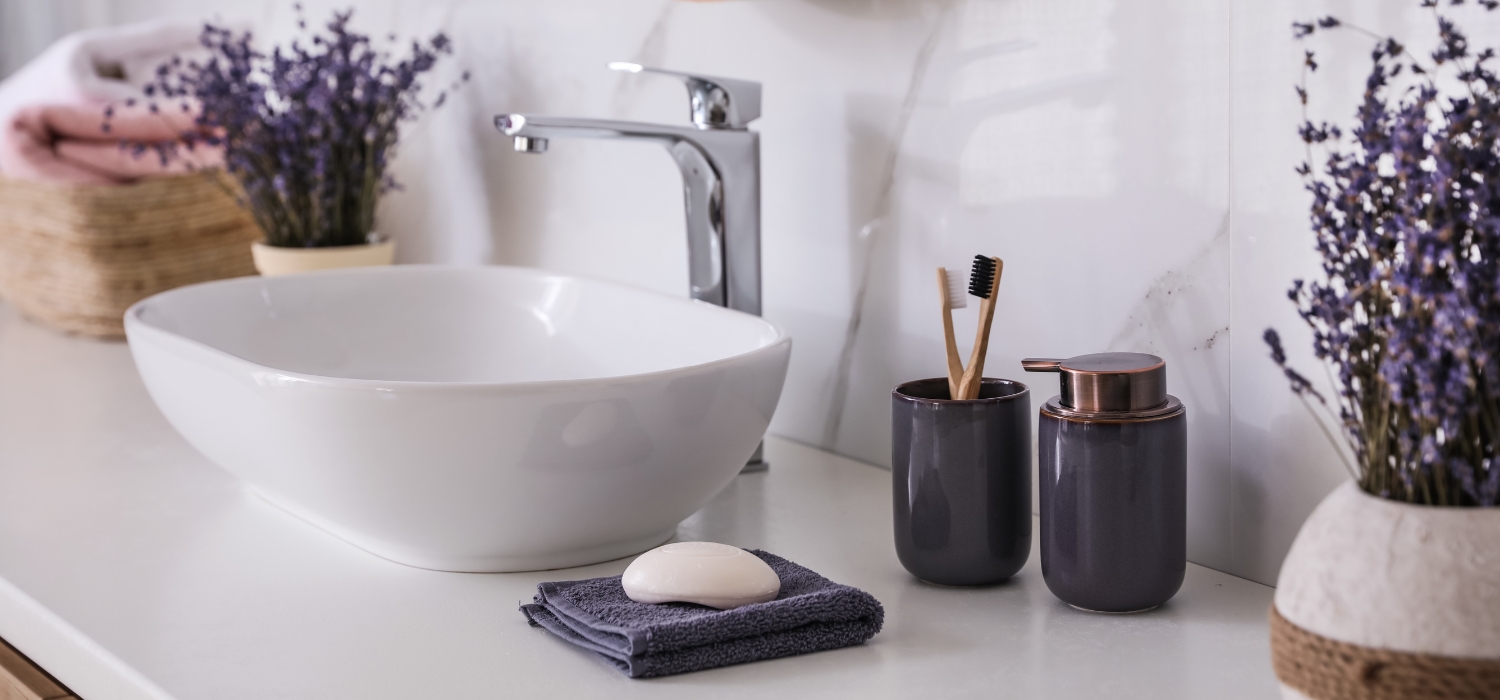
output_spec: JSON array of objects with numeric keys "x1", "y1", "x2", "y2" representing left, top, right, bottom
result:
[{"x1": 48, "y1": 0, "x2": 1479, "y2": 585}]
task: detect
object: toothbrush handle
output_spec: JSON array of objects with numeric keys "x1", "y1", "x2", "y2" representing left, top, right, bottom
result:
[
  {"x1": 958, "y1": 258, "x2": 1003, "y2": 400},
  {"x1": 937, "y1": 268, "x2": 964, "y2": 399}
]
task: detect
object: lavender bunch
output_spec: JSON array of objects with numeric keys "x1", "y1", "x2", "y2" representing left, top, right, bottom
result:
[
  {"x1": 1269, "y1": 0, "x2": 1500, "y2": 506},
  {"x1": 114, "y1": 7, "x2": 464, "y2": 248}
]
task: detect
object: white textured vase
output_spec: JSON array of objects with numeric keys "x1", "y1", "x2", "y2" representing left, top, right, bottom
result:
[
  {"x1": 1273, "y1": 481, "x2": 1500, "y2": 699},
  {"x1": 251, "y1": 235, "x2": 395, "y2": 276}
]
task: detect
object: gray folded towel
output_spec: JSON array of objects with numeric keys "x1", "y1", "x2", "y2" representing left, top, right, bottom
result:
[{"x1": 520, "y1": 549, "x2": 884, "y2": 678}]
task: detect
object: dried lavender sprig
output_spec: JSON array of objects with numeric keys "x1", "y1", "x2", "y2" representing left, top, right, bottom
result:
[
  {"x1": 1269, "y1": 0, "x2": 1500, "y2": 506},
  {"x1": 105, "y1": 6, "x2": 468, "y2": 248}
]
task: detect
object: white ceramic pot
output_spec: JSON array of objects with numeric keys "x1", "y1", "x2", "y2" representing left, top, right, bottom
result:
[
  {"x1": 251, "y1": 236, "x2": 395, "y2": 276},
  {"x1": 1273, "y1": 481, "x2": 1500, "y2": 699}
]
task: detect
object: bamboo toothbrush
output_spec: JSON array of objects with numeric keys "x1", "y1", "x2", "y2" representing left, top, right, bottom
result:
[
  {"x1": 936, "y1": 267, "x2": 967, "y2": 399},
  {"x1": 956, "y1": 255, "x2": 1003, "y2": 400}
]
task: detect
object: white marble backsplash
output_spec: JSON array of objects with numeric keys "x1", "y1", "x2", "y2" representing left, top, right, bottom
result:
[{"x1": 14, "y1": 0, "x2": 1478, "y2": 586}]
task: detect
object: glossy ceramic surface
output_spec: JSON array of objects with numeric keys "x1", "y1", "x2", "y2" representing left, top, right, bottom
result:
[
  {"x1": 123, "y1": 265, "x2": 791, "y2": 572},
  {"x1": 892, "y1": 378, "x2": 1032, "y2": 586},
  {"x1": 1038, "y1": 405, "x2": 1187, "y2": 612}
]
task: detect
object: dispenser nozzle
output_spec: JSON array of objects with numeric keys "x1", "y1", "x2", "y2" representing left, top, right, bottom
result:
[{"x1": 1022, "y1": 358, "x2": 1063, "y2": 372}]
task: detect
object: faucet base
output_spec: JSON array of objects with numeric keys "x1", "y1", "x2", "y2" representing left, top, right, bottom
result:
[{"x1": 740, "y1": 441, "x2": 768, "y2": 473}]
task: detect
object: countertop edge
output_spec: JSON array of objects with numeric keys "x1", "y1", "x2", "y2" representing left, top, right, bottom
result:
[{"x1": 0, "y1": 574, "x2": 175, "y2": 700}]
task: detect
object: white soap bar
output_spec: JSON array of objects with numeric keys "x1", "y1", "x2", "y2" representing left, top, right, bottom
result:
[{"x1": 622, "y1": 542, "x2": 780, "y2": 610}]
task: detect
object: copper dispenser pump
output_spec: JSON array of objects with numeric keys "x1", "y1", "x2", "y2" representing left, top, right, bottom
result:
[{"x1": 1021, "y1": 352, "x2": 1179, "y2": 419}]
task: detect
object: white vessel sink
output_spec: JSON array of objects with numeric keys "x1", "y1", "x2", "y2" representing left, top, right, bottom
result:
[{"x1": 124, "y1": 265, "x2": 791, "y2": 572}]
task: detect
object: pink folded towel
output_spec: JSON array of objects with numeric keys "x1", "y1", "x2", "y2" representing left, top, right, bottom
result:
[
  {"x1": 3, "y1": 102, "x2": 220, "y2": 184},
  {"x1": 0, "y1": 21, "x2": 223, "y2": 185}
]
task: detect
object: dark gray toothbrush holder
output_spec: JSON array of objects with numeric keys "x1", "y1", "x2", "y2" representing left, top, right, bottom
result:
[{"x1": 891, "y1": 377, "x2": 1032, "y2": 586}]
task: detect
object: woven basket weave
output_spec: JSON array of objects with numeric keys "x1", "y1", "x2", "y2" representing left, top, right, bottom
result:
[{"x1": 0, "y1": 173, "x2": 261, "y2": 339}]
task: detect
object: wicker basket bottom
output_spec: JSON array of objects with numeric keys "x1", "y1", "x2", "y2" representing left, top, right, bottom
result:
[{"x1": 0, "y1": 173, "x2": 262, "y2": 339}]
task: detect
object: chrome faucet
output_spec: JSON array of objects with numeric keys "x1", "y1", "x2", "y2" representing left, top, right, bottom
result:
[
  {"x1": 494, "y1": 62, "x2": 762, "y2": 316},
  {"x1": 495, "y1": 63, "x2": 769, "y2": 470}
]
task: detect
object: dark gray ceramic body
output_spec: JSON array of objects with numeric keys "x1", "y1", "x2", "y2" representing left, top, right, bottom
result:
[
  {"x1": 892, "y1": 378, "x2": 1032, "y2": 586},
  {"x1": 1038, "y1": 402, "x2": 1186, "y2": 612}
]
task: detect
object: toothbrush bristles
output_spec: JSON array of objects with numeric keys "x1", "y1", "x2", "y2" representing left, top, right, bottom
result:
[
  {"x1": 968, "y1": 255, "x2": 997, "y2": 299},
  {"x1": 944, "y1": 268, "x2": 968, "y2": 309}
]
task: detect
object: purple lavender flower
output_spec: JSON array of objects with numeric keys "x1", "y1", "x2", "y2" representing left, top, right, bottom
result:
[
  {"x1": 1270, "y1": 1, "x2": 1500, "y2": 506},
  {"x1": 107, "y1": 7, "x2": 467, "y2": 249}
]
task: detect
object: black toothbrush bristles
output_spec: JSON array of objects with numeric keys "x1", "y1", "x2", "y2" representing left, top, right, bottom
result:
[{"x1": 967, "y1": 255, "x2": 996, "y2": 299}]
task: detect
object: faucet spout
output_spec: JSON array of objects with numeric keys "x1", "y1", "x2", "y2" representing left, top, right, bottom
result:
[{"x1": 493, "y1": 113, "x2": 761, "y2": 316}]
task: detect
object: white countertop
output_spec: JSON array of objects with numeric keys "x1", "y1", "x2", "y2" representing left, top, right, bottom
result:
[{"x1": 0, "y1": 304, "x2": 1279, "y2": 699}]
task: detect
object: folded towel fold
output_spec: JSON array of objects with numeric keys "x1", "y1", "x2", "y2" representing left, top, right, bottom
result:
[
  {"x1": 521, "y1": 550, "x2": 884, "y2": 678},
  {"x1": 0, "y1": 21, "x2": 219, "y2": 185},
  {"x1": 4, "y1": 103, "x2": 219, "y2": 184}
]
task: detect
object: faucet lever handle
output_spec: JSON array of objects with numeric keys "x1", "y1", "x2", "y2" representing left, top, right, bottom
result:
[{"x1": 608, "y1": 62, "x2": 761, "y2": 130}]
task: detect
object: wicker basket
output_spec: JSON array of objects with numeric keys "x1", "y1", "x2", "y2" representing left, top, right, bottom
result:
[{"x1": 0, "y1": 173, "x2": 261, "y2": 339}]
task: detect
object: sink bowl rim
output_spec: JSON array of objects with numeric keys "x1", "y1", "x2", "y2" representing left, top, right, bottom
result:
[{"x1": 123, "y1": 264, "x2": 791, "y2": 392}]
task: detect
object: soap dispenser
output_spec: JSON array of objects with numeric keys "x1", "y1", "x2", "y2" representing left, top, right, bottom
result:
[{"x1": 1022, "y1": 352, "x2": 1185, "y2": 613}]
